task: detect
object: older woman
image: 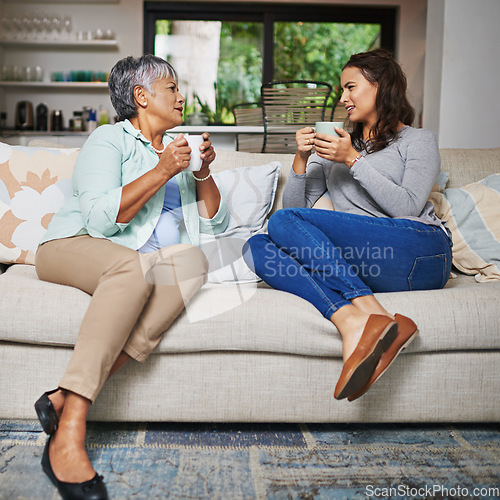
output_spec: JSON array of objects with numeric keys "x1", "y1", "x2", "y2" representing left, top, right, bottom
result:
[{"x1": 34, "y1": 55, "x2": 228, "y2": 500}]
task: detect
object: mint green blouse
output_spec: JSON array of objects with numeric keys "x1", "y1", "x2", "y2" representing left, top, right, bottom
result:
[{"x1": 41, "y1": 120, "x2": 229, "y2": 249}]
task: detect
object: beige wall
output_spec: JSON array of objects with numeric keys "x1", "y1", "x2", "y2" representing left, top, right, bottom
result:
[{"x1": 423, "y1": 0, "x2": 500, "y2": 148}]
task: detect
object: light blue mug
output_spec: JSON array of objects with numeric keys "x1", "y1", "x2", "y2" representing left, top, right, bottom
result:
[{"x1": 315, "y1": 121, "x2": 344, "y2": 136}]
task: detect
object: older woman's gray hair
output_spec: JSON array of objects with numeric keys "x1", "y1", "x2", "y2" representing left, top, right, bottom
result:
[{"x1": 108, "y1": 55, "x2": 178, "y2": 121}]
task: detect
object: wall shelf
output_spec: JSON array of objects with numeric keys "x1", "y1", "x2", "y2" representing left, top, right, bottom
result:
[
  {"x1": 0, "y1": 39, "x2": 118, "y2": 50},
  {"x1": 0, "y1": 81, "x2": 108, "y2": 90},
  {"x1": 3, "y1": 0, "x2": 118, "y2": 3}
]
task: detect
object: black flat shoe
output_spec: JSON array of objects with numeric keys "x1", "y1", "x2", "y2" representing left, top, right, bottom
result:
[
  {"x1": 41, "y1": 436, "x2": 109, "y2": 500},
  {"x1": 35, "y1": 389, "x2": 60, "y2": 435}
]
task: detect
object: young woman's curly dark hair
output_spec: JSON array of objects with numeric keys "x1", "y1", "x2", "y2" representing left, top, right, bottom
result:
[{"x1": 343, "y1": 48, "x2": 415, "y2": 153}]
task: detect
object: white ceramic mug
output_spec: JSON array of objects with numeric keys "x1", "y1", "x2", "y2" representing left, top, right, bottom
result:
[
  {"x1": 315, "y1": 121, "x2": 344, "y2": 137},
  {"x1": 185, "y1": 135, "x2": 204, "y2": 172}
]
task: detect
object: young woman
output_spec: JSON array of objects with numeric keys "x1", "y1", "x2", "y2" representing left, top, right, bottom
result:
[
  {"x1": 243, "y1": 49, "x2": 452, "y2": 403},
  {"x1": 34, "y1": 55, "x2": 228, "y2": 500}
]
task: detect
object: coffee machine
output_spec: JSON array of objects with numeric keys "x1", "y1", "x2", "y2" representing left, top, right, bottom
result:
[
  {"x1": 35, "y1": 103, "x2": 49, "y2": 131},
  {"x1": 15, "y1": 101, "x2": 34, "y2": 130}
]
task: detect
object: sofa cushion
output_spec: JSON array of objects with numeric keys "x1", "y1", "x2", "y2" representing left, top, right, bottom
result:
[
  {"x1": 202, "y1": 161, "x2": 281, "y2": 283},
  {"x1": 430, "y1": 174, "x2": 500, "y2": 282},
  {"x1": 212, "y1": 150, "x2": 294, "y2": 214},
  {"x1": 1, "y1": 264, "x2": 499, "y2": 357},
  {"x1": 0, "y1": 143, "x2": 79, "y2": 265}
]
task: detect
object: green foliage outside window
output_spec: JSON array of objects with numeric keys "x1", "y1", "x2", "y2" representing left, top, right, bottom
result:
[
  {"x1": 274, "y1": 23, "x2": 380, "y2": 93},
  {"x1": 216, "y1": 22, "x2": 263, "y2": 121},
  {"x1": 156, "y1": 20, "x2": 380, "y2": 124}
]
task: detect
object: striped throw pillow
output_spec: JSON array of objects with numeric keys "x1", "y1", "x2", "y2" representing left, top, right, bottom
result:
[{"x1": 429, "y1": 174, "x2": 500, "y2": 282}]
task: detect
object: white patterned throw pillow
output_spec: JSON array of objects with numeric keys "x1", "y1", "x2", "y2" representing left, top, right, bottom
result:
[
  {"x1": 0, "y1": 143, "x2": 79, "y2": 265},
  {"x1": 201, "y1": 161, "x2": 281, "y2": 284}
]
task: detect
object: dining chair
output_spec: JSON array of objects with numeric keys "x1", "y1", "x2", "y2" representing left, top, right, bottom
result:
[
  {"x1": 232, "y1": 102, "x2": 264, "y2": 153},
  {"x1": 260, "y1": 80, "x2": 333, "y2": 153}
]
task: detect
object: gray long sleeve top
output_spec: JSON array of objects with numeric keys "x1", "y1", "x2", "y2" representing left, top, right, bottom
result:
[{"x1": 283, "y1": 126, "x2": 444, "y2": 228}]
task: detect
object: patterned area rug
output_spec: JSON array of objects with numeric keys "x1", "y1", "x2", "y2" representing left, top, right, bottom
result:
[{"x1": 1, "y1": 420, "x2": 499, "y2": 499}]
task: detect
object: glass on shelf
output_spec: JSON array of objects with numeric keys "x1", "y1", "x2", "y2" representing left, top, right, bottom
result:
[
  {"x1": 52, "y1": 14, "x2": 62, "y2": 40},
  {"x1": 76, "y1": 29, "x2": 115, "y2": 42},
  {"x1": 12, "y1": 15, "x2": 23, "y2": 40},
  {"x1": 51, "y1": 71, "x2": 64, "y2": 82},
  {"x1": 51, "y1": 70, "x2": 108, "y2": 83},
  {"x1": 0, "y1": 13, "x2": 116, "y2": 45},
  {"x1": 63, "y1": 16, "x2": 72, "y2": 40},
  {"x1": 1, "y1": 14, "x2": 13, "y2": 41},
  {"x1": 41, "y1": 14, "x2": 51, "y2": 40},
  {"x1": 0, "y1": 13, "x2": 74, "y2": 42},
  {"x1": 32, "y1": 14, "x2": 43, "y2": 41},
  {"x1": 21, "y1": 14, "x2": 33, "y2": 40},
  {"x1": 1, "y1": 65, "x2": 43, "y2": 82}
]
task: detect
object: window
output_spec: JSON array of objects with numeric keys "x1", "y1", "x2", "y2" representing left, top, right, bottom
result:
[{"x1": 144, "y1": 2, "x2": 396, "y2": 124}]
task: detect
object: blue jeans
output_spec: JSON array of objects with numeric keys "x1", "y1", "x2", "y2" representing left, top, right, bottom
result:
[{"x1": 243, "y1": 208, "x2": 453, "y2": 319}]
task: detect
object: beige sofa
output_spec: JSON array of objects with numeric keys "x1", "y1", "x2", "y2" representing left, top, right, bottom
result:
[{"x1": 1, "y1": 146, "x2": 499, "y2": 423}]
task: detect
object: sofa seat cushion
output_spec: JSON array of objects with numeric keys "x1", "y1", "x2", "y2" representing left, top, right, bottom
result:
[
  {"x1": 1, "y1": 264, "x2": 499, "y2": 357},
  {"x1": 0, "y1": 264, "x2": 341, "y2": 357}
]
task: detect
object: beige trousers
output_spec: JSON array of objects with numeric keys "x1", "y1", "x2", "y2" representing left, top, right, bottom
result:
[{"x1": 35, "y1": 235, "x2": 208, "y2": 402}]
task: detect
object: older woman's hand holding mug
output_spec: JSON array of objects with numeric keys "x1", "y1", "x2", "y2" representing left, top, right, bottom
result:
[
  {"x1": 156, "y1": 134, "x2": 192, "y2": 178},
  {"x1": 200, "y1": 132, "x2": 216, "y2": 169},
  {"x1": 191, "y1": 132, "x2": 216, "y2": 181},
  {"x1": 155, "y1": 132, "x2": 215, "y2": 179}
]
